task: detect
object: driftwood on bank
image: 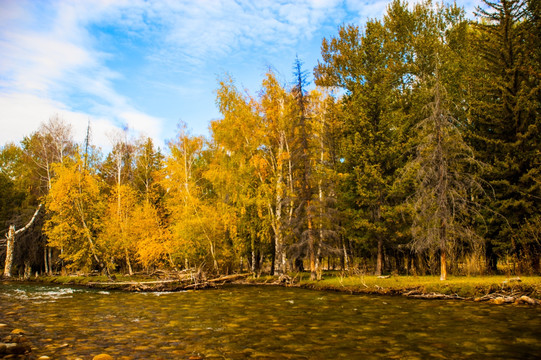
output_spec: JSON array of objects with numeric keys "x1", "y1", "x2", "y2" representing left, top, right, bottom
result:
[
  {"x1": 473, "y1": 292, "x2": 540, "y2": 305},
  {"x1": 87, "y1": 273, "x2": 251, "y2": 292},
  {"x1": 403, "y1": 290, "x2": 466, "y2": 300}
]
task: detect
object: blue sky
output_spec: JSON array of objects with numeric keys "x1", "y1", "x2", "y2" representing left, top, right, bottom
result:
[{"x1": 0, "y1": 0, "x2": 481, "y2": 151}]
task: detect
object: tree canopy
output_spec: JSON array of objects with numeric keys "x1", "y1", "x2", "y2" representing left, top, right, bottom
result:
[{"x1": 1, "y1": 0, "x2": 539, "y2": 278}]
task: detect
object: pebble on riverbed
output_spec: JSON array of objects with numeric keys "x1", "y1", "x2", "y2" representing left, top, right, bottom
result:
[
  {"x1": 92, "y1": 354, "x2": 114, "y2": 360},
  {"x1": 0, "y1": 327, "x2": 34, "y2": 360}
]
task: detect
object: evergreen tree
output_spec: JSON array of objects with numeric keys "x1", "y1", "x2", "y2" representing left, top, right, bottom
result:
[
  {"x1": 471, "y1": 0, "x2": 541, "y2": 273},
  {"x1": 315, "y1": 15, "x2": 402, "y2": 275}
]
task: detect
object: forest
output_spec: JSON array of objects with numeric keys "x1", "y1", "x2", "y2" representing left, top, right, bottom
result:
[{"x1": 1, "y1": 0, "x2": 539, "y2": 281}]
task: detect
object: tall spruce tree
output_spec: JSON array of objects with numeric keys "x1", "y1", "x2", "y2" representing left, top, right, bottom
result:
[
  {"x1": 315, "y1": 13, "x2": 403, "y2": 275},
  {"x1": 471, "y1": 0, "x2": 541, "y2": 273}
]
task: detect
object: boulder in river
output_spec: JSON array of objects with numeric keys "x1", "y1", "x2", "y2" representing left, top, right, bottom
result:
[
  {"x1": 93, "y1": 354, "x2": 114, "y2": 360},
  {"x1": 0, "y1": 342, "x2": 31, "y2": 355}
]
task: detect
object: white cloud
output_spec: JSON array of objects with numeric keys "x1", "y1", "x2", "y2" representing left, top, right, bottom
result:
[
  {"x1": 0, "y1": 0, "x2": 165, "y2": 150},
  {"x1": 0, "y1": 0, "x2": 484, "y2": 153},
  {"x1": 1, "y1": 0, "x2": 348, "y2": 150},
  {"x1": 0, "y1": 91, "x2": 161, "y2": 151}
]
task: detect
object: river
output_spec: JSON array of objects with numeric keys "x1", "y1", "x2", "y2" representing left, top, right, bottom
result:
[{"x1": 0, "y1": 282, "x2": 540, "y2": 359}]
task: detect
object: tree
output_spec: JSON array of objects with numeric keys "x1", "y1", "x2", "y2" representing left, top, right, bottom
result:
[
  {"x1": 213, "y1": 73, "x2": 297, "y2": 275},
  {"x1": 405, "y1": 69, "x2": 484, "y2": 280},
  {"x1": 2, "y1": 204, "x2": 42, "y2": 278},
  {"x1": 470, "y1": 0, "x2": 541, "y2": 273},
  {"x1": 21, "y1": 115, "x2": 75, "y2": 274},
  {"x1": 22, "y1": 115, "x2": 74, "y2": 194},
  {"x1": 133, "y1": 137, "x2": 164, "y2": 204},
  {"x1": 291, "y1": 56, "x2": 322, "y2": 280},
  {"x1": 98, "y1": 184, "x2": 138, "y2": 274},
  {"x1": 100, "y1": 133, "x2": 136, "y2": 274},
  {"x1": 308, "y1": 89, "x2": 344, "y2": 278},
  {"x1": 164, "y1": 124, "x2": 220, "y2": 272},
  {"x1": 315, "y1": 16, "x2": 401, "y2": 276},
  {"x1": 44, "y1": 156, "x2": 108, "y2": 274},
  {"x1": 131, "y1": 201, "x2": 171, "y2": 270}
]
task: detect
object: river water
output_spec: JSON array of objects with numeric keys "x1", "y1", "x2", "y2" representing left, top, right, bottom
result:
[{"x1": 0, "y1": 282, "x2": 539, "y2": 359}]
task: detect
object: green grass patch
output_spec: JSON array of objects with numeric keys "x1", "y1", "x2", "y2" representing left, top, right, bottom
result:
[
  {"x1": 30, "y1": 272, "x2": 541, "y2": 300},
  {"x1": 296, "y1": 275, "x2": 541, "y2": 299}
]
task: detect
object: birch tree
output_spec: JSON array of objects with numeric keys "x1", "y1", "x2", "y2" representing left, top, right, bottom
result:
[
  {"x1": 44, "y1": 157, "x2": 108, "y2": 274},
  {"x1": 2, "y1": 204, "x2": 41, "y2": 278}
]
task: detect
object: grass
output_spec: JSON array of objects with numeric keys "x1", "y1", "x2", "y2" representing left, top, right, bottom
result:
[
  {"x1": 28, "y1": 272, "x2": 541, "y2": 300},
  {"x1": 294, "y1": 274, "x2": 541, "y2": 299}
]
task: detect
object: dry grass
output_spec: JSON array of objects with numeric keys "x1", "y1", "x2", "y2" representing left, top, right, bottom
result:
[{"x1": 297, "y1": 274, "x2": 541, "y2": 299}]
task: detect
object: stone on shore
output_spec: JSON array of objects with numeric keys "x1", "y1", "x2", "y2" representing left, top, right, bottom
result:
[{"x1": 514, "y1": 295, "x2": 539, "y2": 305}]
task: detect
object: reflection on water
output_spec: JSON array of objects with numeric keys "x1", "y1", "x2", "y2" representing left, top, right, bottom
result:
[{"x1": 1, "y1": 282, "x2": 540, "y2": 359}]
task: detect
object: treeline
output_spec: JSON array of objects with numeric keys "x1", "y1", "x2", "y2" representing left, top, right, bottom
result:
[{"x1": 1, "y1": 0, "x2": 539, "y2": 279}]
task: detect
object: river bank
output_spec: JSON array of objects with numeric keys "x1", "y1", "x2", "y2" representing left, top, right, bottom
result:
[
  {"x1": 285, "y1": 275, "x2": 541, "y2": 305},
  {"x1": 2, "y1": 283, "x2": 540, "y2": 359},
  {"x1": 13, "y1": 273, "x2": 540, "y2": 305}
]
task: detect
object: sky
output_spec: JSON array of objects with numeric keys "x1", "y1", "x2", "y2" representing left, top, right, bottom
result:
[{"x1": 0, "y1": 0, "x2": 482, "y2": 152}]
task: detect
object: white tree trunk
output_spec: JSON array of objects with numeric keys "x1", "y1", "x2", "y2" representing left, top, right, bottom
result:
[
  {"x1": 3, "y1": 225, "x2": 15, "y2": 278},
  {"x1": 3, "y1": 204, "x2": 42, "y2": 278}
]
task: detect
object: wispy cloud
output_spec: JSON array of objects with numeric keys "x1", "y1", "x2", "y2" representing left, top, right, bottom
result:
[
  {"x1": 0, "y1": 0, "x2": 164, "y2": 149},
  {"x1": 0, "y1": 0, "x2": 483, "y2": 150}
]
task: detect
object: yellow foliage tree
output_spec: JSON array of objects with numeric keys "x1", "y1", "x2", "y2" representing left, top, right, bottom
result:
[
  {"x1": 44, "y1": 157, "x2": 107, "y2": 273},
  {"x1": 163, "y1": 124, "x2": 220, "y2": 271},
  {"x1": 131, "y1": 201, "x2": 171, "y2": 270},
  {"x1": 98, "y1": 184, "x2": 138, "y2": 274}
]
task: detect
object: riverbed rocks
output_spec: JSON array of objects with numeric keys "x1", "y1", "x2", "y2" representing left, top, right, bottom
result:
[
  {"x1": 92, "y1": 354, "x2": 114, "y2": 360},
  {"x1": 514, "y1": 295, "x2": 540, "y2": 305},
  {"x1": 473, "y1": 293, "x2": 540, "y2": 305},
  {"x1": 0, "y1": 333, "x2": 32, "y2": 358},
  {"x1": 0, "y1": 326, "x2": 38, "y2": 360}
]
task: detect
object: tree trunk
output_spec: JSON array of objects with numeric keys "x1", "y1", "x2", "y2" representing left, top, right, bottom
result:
[
  {"x1": 48, "y1": 247, "x2": 52, "y2": 274},
  {"x1": 308, "y1": 213, "x2": 317, "y2": 280},
  {"x1": 3, "y1": 205, "x2": 42, "y2": 279},
  {"x1": 376, "y1": 237, "x2": 383, "y2": 276},
  {"x1": 125, "y1": 248, "x2": 133, "y2": 276},
  {"x1": 342, "y1": 238, "x2": 349, "y2": 272},
  {"x1": 3, "y1": 225, "x2": 15, "y2": 278},
  {"x1": 24, "y1": 261, "x2": 32, "y2": 279},
  {"x1": 273, "y1": 134, "x2": 286, "y2": 275},
  {"x1": 315, "y1": 240, "x2": 323, "y2": 280},
  {"x1": 440, "y1": 250, "x2": 447, "y2": 281},
  {"x1": 44, "y1": 246, "x2": 48, "y2": 275}
]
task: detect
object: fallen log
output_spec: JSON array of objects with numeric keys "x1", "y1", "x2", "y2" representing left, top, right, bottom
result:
[
  {"x1": 207, "y1": 273, "x2": 251, "y2": 283},
  {"x1": 87, "y1": 273, "x2": 251, "y2": 291},
  {"x1": 406, "y1": 292, "x2": 466, "y2": 300},
  {"x1": 87, "y1": 279, "x2": 182, "y2": 286}
]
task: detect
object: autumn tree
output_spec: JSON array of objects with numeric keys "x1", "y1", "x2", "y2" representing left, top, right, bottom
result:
[
  {"x1": 99, "y1": 132, "x2": 137, "y2": 274},
  {"x1": 21, "y1": 115, "x2": 75, "y2": 274},
  {"x1": 44, "y1": 155, "x2": 108, "y2": 275},
  {"x1": 308, "y1": 89, "x2": 345, "y2": 278},
  {"x1": 256, "y1": 72, "x2": 297, "y2": 274},
  {"x1": 164, "y1": 124, "x2": 220, "y2": 272},
  {"x1": 133, "y1": 137, "x2": 164, "y2": 204}
]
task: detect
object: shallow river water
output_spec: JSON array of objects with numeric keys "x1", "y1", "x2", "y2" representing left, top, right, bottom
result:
[{"x1": 0, "y1": 282, "x2": 540, "y2": 359}]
